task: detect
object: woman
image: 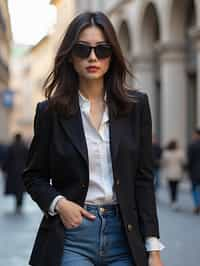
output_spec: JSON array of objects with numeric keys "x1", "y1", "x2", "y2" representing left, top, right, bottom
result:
[
  {"x1": 23, "y1": 12, "x2": 164, "y2": 266},
  {"x1": 162, "y1": 140, "x2": 185, "y2": 210}
]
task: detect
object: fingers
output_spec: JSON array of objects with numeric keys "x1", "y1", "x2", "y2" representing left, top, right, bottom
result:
[
  {"x1": 60, "y1": 213, "x2": 81, "y2": 229},
  {"x1": 57, "y1": 201, "x2": 96, "y2": 229},
  {"x1": 80, "y1": 208, "x2": 96, "y2": 220}
]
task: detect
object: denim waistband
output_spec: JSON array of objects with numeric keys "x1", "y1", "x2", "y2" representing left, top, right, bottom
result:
[{"x1": 84, "y1": 203, "x2": 120, "y2": 216}]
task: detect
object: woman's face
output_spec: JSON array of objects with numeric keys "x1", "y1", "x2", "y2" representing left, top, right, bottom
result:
[{"x1": 71, "y1": 26, "x2": 111, "y2": 81}]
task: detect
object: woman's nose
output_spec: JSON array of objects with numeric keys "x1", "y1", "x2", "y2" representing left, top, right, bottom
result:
[{"x1": 88, "y1": 48, "x2": 97, "y2": 61}]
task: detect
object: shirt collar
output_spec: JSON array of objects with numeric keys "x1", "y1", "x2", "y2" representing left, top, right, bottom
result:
[
  {"x1": 78, "y1": 90, "x2": 109, "y2": 123},
  {"x1": 78, "y1": 91, "x2": 90, "y2": 114}
]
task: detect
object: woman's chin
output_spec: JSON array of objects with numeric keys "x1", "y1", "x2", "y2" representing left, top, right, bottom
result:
[{"x1": 82, "y1": 73, "x2": 104, "y2": 80}]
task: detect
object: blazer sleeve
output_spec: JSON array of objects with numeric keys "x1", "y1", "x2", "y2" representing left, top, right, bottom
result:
[
  {"x1": 22, "y1": 103, "x2": 60, "y2": 214},
  {"x1": 135, "y1": 93, "x2": 160, "y2": 238}
]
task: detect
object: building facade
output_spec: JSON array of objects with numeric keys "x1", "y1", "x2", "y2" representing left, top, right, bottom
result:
[
  {"x1": 10, "y1": 0, "x2": 200, "y2": 147},
  {"x1": 0, "y1": 0, "x2": 12, "y2": 142},
  {"x1": 10, "y1": 0, "x2": 75, "y2": 139},
  {"x1": 76, "y1": 0, "x2": 200, "y2": 147},
  {"x1": 10, "y1": 38, "x2": 54, "y2": 138}
]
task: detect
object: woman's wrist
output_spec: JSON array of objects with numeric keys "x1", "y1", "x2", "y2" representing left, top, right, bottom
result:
[
  {"x1": 149, "y1": 250, "x2": 161, "y2": 258},
  {"x1": 55, "y1": 197, "x2": 68, "y2": 213}
]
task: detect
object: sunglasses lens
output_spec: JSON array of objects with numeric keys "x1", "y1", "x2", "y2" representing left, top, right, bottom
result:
[
  {"x1": 95, "y1": 45, "x2": 112, "y2": 59},
  {"x1": 72, "y1": 44, "x2": 112, "y2": 59},
  {"x1": 72, "y1": 44, "x2": 90, "y2": 58}
]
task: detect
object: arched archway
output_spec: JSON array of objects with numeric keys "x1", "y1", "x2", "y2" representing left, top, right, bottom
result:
[
  {"x1": 118, "y1": 20, "x2": 133, "y2": 87},
  {"x1": 140, "y1": 3, "x2": 160, "y2": 53},
  {"x1": 139, "y1": 2, "x2": 161, "y2": 139},
  {"x1": 118, "y1": 20, "x2": 131, "y2": 54},
  {"x1": 169, "y1": 0, "x2": 197, "y2": 141},
  {"x1": 169, "y1": 0, "x2": 197, "y2": 42}
]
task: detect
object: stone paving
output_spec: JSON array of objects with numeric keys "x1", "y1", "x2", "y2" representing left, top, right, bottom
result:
[
  {"x1": 157, "y1": 180, "x2": 200, "y2": 266},
  {"x1": 0, "y1": 170, "x2": 42, "y2": 266},
  {"x1": 0, "y1": 170, "x2": 199, "y2": 266}
]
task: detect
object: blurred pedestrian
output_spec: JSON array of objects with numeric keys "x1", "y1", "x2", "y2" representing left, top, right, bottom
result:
[
  {"x1": 23, "y1": 12, "x2": 164, "y2": 266},
  {"x1": 0, "y1": 141, "x2": 7, "y2": 169},
  {"x1": 3, "y1": 133, "x2": 28, "y2": 214},
  {"x1": 152, "y1": 135, "x2": 162, "y2": 190},
  {"x1": 187, "y1": 128, "x2": 200, "y2": 215},
  {"x1": 162, "y1": 140, "x2": 185, "y2": 211}
]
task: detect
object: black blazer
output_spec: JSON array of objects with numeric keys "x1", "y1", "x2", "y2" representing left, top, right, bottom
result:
[{"x1": 23, "y1": 90, "x2": 159, "y2": 266}]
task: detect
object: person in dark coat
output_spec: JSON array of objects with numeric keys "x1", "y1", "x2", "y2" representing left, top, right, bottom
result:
[
  {"x1": 23, "y1": 12, "x2": 164, "y2": 266},
  {"x1": 187, "y1": 128, "x2": 200, "y2": 214},
  {"x1": 0, "y1": 141, "x2": 7, "y2": 169},
  {"x1": 3, "y1": 133, "x2": 28, "y2": 213}
]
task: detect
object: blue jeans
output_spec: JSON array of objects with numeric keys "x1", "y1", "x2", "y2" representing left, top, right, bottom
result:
[{"x1": 61, "y1": 204, "x2": 134, "y2": 266}]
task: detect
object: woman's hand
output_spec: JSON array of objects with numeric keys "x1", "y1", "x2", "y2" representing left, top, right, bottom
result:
[
  {"x1": 55, "y1": 198, "x2": 96, "y2": 229},
  {"x1": 149, "y1": 251, "x2": 164, "y2": 266}
]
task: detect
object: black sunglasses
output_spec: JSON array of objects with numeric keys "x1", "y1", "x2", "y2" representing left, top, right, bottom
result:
[{"x1": 72, "y1": 43, "x2": 112, "y2": 59}]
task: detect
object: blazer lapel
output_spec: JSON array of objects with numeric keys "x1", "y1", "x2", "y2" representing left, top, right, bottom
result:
[
  {"x1": 58, "y1": 108, "x2": 88, "y2": 165},
  {"x1": 109, "y1": 111, "x2": 127, "y2": 167},
  {"x1": 58, "y1": 102, "x2": 127, "y2": 168}
]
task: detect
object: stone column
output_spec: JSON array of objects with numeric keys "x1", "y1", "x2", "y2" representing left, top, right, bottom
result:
[
  {"x1": 191, "y1": 28, "x2": 200, "y2": 127},
  {"x1": 133, "y1": 54, "x2": 157, "y2": 133},
  {"x1": 158, "y1": 43, "x2": 187, "y2": 147}
]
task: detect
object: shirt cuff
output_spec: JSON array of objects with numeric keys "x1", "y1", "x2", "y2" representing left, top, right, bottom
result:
[
  {"x1": 145, "y1": 237, "x2": 165, "y2": 251},
  {"x1": 48, "y1": 195, "x2": 65, "y2": 216}
]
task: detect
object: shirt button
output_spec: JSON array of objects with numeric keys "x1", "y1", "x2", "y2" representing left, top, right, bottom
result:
[{"x1": 127, "y1": 224, "x2": 133, "y2": 232}]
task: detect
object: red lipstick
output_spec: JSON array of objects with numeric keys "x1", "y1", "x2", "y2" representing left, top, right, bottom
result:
[{"x1": 86, "y1": 66, "x2": 100, "y2": 73}]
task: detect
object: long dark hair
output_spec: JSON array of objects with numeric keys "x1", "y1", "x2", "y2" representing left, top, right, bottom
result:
[{"x1": 44, "y1": 11, "x2": 135, "y2": 117}]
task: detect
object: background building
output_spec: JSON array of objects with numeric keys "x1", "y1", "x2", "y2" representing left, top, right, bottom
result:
[
  {"x1": 10, "y1": 0, "x2": 75, "y2": 139},
  {"x1": 10, "y1": 38, "x2": 53, "y2": 138},
  {"x1": 9, "y1": 0, "x2": 200, "y2": 147},
  {"x1": 0, "y1": 0, "x2": 12, "y2": 142},
  {"x1": 76, "y1": 0, "x2": 200, "y2": 148}
]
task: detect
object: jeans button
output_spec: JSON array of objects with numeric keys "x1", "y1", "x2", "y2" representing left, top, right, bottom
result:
[
  {"x1": 100, "y1": 207, "x2": 105, "y2": 213},
  {"x1": 127, "y1": 224, "x2": 133, "y2": 232}
]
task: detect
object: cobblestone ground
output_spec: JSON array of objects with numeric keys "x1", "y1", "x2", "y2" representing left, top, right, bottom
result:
[{"x1": 0, "y1": 171, "x2": 199, "y2": 266}]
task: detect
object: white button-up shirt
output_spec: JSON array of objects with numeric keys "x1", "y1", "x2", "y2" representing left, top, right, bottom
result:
[
  {"x1": 49, "y1": 91, "x2": 164, "y2": 252},
  {"x1": 79, "y1": 92, "x2": 117, "y2": 205}
]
